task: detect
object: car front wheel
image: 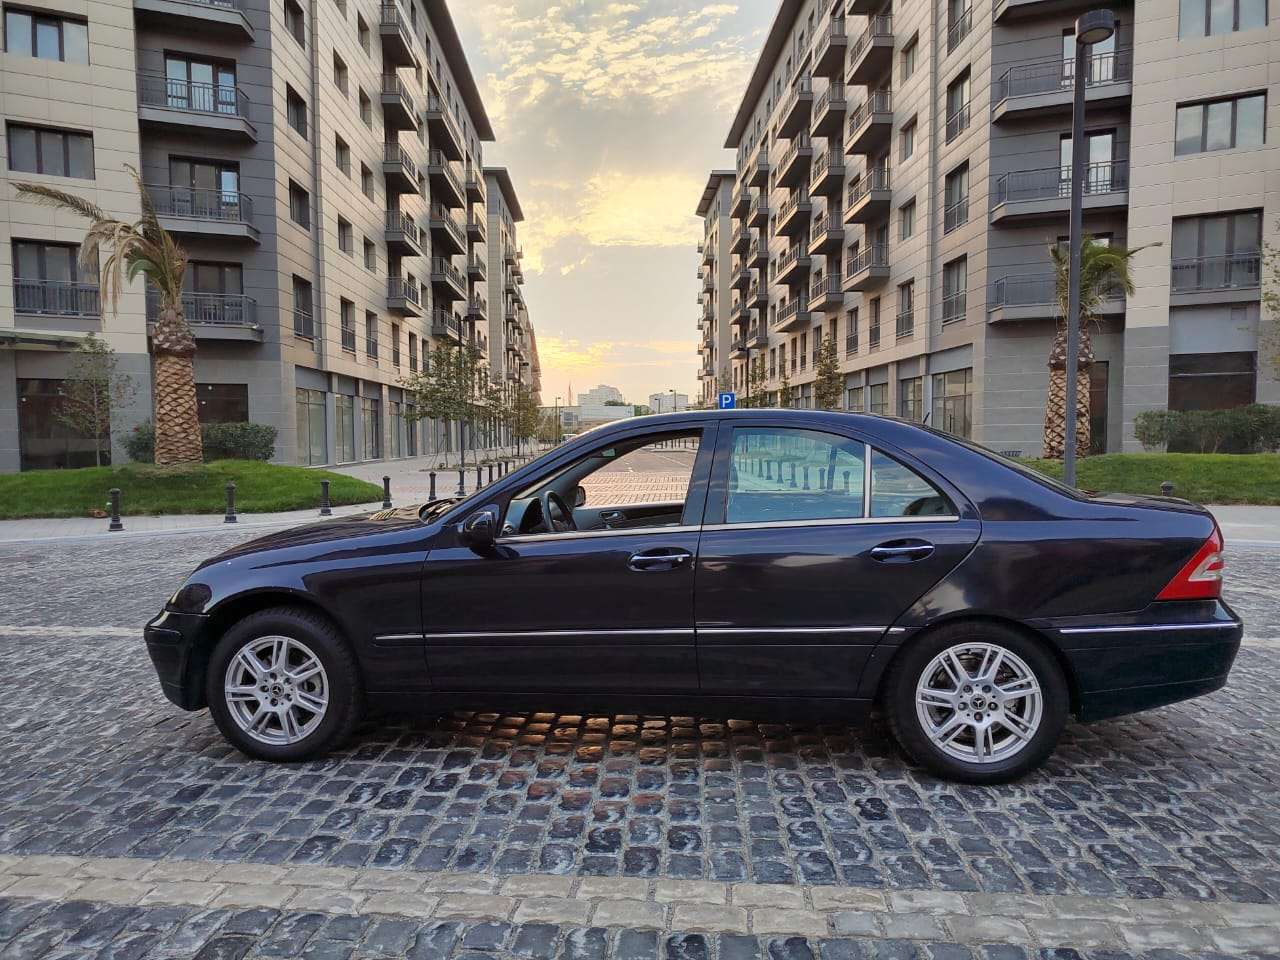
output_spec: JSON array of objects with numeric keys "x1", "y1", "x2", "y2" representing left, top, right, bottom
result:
[
  {"x1": 206, "y1": 607, "x2": 361, "y2": 762},
  {"x1": 885, "y1": 622, "x2": 1068, "y2": 783}
]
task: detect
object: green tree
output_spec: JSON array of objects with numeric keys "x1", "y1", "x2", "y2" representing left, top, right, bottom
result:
[
  {"x1": 813, "y1": 332, "x2": 843, "y2": 410},
  {"x1": 401, "y1": 341, "x2": 485, "y2": 473},
  {"x1": 1262, "y1": 222, "x2": 1279, "y2": 375},
  {"x1": 16, "y1": 166, "x2": 201, "y2": 465},
  {"x1": 777, "y1": 364, "x2": 792, "y2": 409},
  {"x1": 743, "y1": 354, "x2": 768, "y2": 408},
  {"x1": 54, "y1": 332, "x2": 139, "y2": 466},
  {"x1": 511, "y1": 383, "x2": 540, "y2": 453},
  {"x1": 1044, "y1": 238, "x2": 1153, "y2": 459}
]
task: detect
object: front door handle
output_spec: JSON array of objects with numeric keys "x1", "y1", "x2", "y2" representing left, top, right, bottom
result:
[
  {"x1": 869, "y1": 539, "x2": 935, "y2": 563},
  {"x1": 600, "y1": 510, "x2": 625, "y2": 527},
  {"x1": 628, "y1": 548, "x2": 693, "y2": 572}
]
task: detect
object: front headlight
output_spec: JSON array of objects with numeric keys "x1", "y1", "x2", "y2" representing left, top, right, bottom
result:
[{"x1": 167, "y1": 580, "x2": 213, "y2": 614}]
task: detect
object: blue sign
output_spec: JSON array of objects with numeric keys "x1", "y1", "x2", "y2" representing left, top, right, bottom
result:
[{"x1": 718, "y1": 392, "x2": 737, "y2": 410}]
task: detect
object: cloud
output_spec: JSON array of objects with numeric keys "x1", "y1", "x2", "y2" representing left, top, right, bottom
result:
[{"x1": 539, "y1": 337, "x2": 699, "y2": 376}]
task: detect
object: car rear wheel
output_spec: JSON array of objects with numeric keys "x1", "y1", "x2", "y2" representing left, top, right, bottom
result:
[
  {"x1": 885, "y1": 622, "x2": 1068, "y2": 783},
  {"x1": 206, "y1": 607, "x2": 362, "y2": 762}
]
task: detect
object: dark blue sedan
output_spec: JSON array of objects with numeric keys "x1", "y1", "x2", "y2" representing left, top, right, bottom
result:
[{"x1": 145, "y1": 410, "x2": 1242, "y2": 783}]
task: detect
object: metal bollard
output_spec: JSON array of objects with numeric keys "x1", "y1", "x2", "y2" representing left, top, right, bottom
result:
[
  {"x1": 382, "y1": 476, "x2": 393, "y2": 509},
  {"x1": 457, "y1": 467, "x2": 466, "y2": 496},
  {"x1": 802, "y1": 466, "x2": 810, "y2": 490},
  {"x1": 765, "y1": 461, "x2": 773, "y2": 480},
  {"x1": 488, "y1": 463, "x2": 494, "y2": 484},
  {"x1": 224, "y1": 481, "x2": 238, "y2": 524},
  {"x1": 429, "y1": 471, "x2": 437, "y2": 499},
  {"x1": 843, "y1": 470, "x2": 851, "y2": 493},
  {"x1": 107, "y1": 488, "x2": 123, "y2": 532},
  {"x1": 789, "y1": 463, "x2": 797, "y2": 488},
  {"x1": 1160, "y1": 481, "x2": 1175, "y2": 497},
  {"x1": 319, "y1": 479, "x2": 332, "y2": 516},
  {"x1": 476, "y1": 465, "x2": 483, "y2": 488}
]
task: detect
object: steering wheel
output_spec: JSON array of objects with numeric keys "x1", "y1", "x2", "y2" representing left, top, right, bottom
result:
[{"x1": 540, "y1": 490, "x2": 577, "y2": 533}]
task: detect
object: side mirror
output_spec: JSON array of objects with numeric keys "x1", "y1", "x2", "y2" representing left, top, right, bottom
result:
[
  {"x1": 573, "y1": 485, "x2": 587, "y2": 508},
  {"x1": 461, "y1": 508, "x2": 497, "y2": 547}
]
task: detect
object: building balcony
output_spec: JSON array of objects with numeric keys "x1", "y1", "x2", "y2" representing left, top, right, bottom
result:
[
  {"x1": 732, "y1": 260, "x2": 752, "y2": 291},
  {"x1": 776, "y1": 245, "x2": 812, "y2": 287},
  {"x1": 746, "y1": 323, "x2": 769, "y2": 349},
  {"x1": 843, "y1": 244, "x2": 889, "y2": 291},
  {"x1": 385, "y1": 209, "x2": 422, "y2": 256},
  {"x1": 702, "y1": 272, "x2": 715, "y2": 293},
  {"x1": 746, "y1": 149, "x2": 770, "y2": 188},
  {"x1": 748, "y1": 194, "x2": 770, "y2": 229},
  {"x1": 430, "y1": 257, "x2": 467, "y2": 301},
  {"x1": 378, "y1": 2, "x2": 416, "y2": 66},
  {"x1": 993, "y1": 0, "x2": 1108, "y2": 22},
  {"x1": 813, "y1": 18, "x2": 849, "y2": 78},
  {"x1": 779, "y1": 76, "x2": 815, "y2": 139},
  {"x1": 467, "y1": 254, "x2": 486, "y2": 280},
  {"x1": 424, "y1": 94, "x2": 463, "y2": 159},
  {"x1": 844, "y1": 168, "x2": 891, "y2": 224},
  {"x1": 777, "y1": 134, "x2": 814, "y2": 188},
  {"x1": 465, "y1": 165, "x2": 486, "y2": 203},
  {"x1": 946, "y1": 7, "x2": 973, "y2": 53},
  {"x1": 505, "y1": 244, "x2": 518, "y2": 264},
  {"x1": 429, "y1": 203, "x2": 465, "y2": 255},
  {"x1": 133, "y1": 0, "x2": 252, "y2": 41},
  {"x1": 988, "y1": 274, "x2": 1124, "y2": 322},
  {"x1": 380, "y1": 75, "x2": 417, "y2": 130},
  {"x1": 773, "y1": 298, "x2": 812, "y2": 333},
  {"x1": 730, "y1": 299, "x2": 749, "y2": 328},
  {"x1": 845, "y1": 89, "x2": 892, "y2": 156},
  {"x1": 731, "y1": 223, "x2": 751, "y2": 254},
  {"x1": 467, "y1": 295, "x2": 488, "y2": 321},
  {"x1": 811, "y1": 82, "x2": 848, "y2": 138},
  {"x1": 809, "y1": 149, "x2": 846, "y2": 196},
  {"x1": 945, "y1": 102, "x2": 971, "y2": 144},
  {"x1": 809, "y1": 211, "x2": 844, "y2": 253},
  {"x1": 471, "y1": 328, "x2": 488, "y2": 356},
  {"x1": 846, "y1": 0, "x2": 878, "y2": 13},
  {"x1": 426, "y1": 150, "x2": 464, "y2": 208},
  {"x1": 727, "y1": 186, "x2": 748, "y2": 220},
  {"x1": 748, "y1": 239, "x2": 768, "y2": 270},
  {"x1": 730, "y1": 335, "x2": 748, "y2": 360},
  {"x1": 1170, "y1": 254, "x2": 1262, "y2": 306},
  {"x1": 990, "y1": 161, "x2": 1129, "y2": 224},
  {"x1": 944, "y1": 197, "x2": 970, "y2": 233},
  {"x1": 13, "y1": 279, "x2": 100, "y2": 320},
  {"x1": 147, "y1": 184, "x2": 258, "y2": 242},
  {"x1": 146, "y1": 289, "x2": 260, "y2": 341},
  {"x1": 992, "y1": 50, "x2": 1132, "y2": 122},
  {"x1": 137, "y1": 73, "x2": 255, "y2": 140},
  {"x1": 777, "y1": 192, "x2": 814, "y2": 238},
  {"x1": 468, "y1": 213, "x2": 486, "y2": 243},
  {"x1": 430, "y1": 308, "x2": 462, "y2": 341},
  {"x1": 748, "y1": 280, "x2": 769, "y2": 310},
  {"x1": 809, "y1": 275, "x2": 845, "y2": 312},
  {"x1": 382, "y1": 143, "x2": 418, "y2": 194},
  {"x1": 387, "y1": 277, "x2": 423, "y2": 316},
  {"x1": 847, "y1": 15, "x2": 893, "y2": 86},
  {"x1": 700, "y1": 242, "x2": 715, "y2": 267}
]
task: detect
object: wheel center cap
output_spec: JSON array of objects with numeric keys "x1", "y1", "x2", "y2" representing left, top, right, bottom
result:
[
  {"x1": 971, "y1": 695, "x2": 986, "y2": 709},
  {"x1": 270, "y1": 684, "x2": 283, "y2": 697}
]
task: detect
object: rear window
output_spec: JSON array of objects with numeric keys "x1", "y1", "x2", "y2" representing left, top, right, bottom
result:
[{"x1": 936, "y1": 430, "x2": 1084, "y2": 500}]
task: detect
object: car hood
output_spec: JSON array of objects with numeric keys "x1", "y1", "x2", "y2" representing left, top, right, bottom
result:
[{"x1": 199, "y1": 506, "x2": 428, "y2": 567}]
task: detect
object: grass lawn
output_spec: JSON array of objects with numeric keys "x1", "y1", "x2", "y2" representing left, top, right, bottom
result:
[
  {"x1": 0, "y1": 460, "x2": 384, "y2": 520},
  {"x1": 1018, "y1": 453, "x2": 1280, "y2": 505}
]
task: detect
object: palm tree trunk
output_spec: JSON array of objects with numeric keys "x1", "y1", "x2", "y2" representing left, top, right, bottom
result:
[
  {"x1": 1043, "y1": 326, "x2": 1093, "y2": 460},
  {"x1": 151, "y1": 304, "x2": 203, "y2": 465}
]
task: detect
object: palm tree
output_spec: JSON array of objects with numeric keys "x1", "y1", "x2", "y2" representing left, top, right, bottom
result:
[
  {"x1": 15, "y1": 165, "x2": 202, "y2": 465},
  {"x1": 1043, "y1": 238, "x2": 1151, "y2": 459}
]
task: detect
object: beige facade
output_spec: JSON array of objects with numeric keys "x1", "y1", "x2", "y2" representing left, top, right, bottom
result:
[
  {"x1": 696, "y1": 170, "x2": 735, "y2": 406},
  {"x1": 699, "y1": 0, "x2": 1277, "y2": 454}
]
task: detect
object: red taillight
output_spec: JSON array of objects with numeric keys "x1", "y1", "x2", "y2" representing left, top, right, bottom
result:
[{"x1": 1156, "y1": 525, "x2": 1224, "y2": 601}]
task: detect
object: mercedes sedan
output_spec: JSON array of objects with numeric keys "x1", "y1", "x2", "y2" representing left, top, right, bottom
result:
[{"x1": 145, "y1": 410, "x2": 1242, "y2": 783}]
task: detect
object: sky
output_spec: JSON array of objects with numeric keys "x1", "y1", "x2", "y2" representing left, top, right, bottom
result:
[{"x1": 452, "y1": 1, "x2": 774, "y2": 406}]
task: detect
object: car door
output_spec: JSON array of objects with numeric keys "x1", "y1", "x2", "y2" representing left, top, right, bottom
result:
[
  {"x1": 418, "y1": 422, "x2": 717, "y2": 694},
  {"x1": 694, "y1": 419, "x2": 980, "y2": 697}
]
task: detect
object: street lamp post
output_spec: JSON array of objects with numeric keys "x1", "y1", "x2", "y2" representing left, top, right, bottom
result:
[
  {"x1": 1063, "y1": 8, "x2": 1115, "y2": 487},
  {"x1": 554, "y1": 395, "x2": 561, "y2": 444}
]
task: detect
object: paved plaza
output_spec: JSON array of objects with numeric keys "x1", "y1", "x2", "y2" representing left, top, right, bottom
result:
[{"x1": 0, "y1": 526, "x2": 1277, "y2": 958}]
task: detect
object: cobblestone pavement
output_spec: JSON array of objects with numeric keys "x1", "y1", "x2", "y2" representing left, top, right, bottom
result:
[{"x1": 0, "y1": 532, "x2": 1278, "y2": 957}]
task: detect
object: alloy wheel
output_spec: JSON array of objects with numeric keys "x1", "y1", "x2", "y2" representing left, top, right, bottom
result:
[{"x1": 223, "y1": 635, "x2": 330, "y2": 746}]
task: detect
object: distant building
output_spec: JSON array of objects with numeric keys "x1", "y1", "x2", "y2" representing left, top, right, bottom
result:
[
  {"x1": 545, "y1": 403, "x2": 631, "y2": 433},
  {"x1": 578, "y1": 384, "x2": 625, "y2": 406},
  {"x1": 649, "y1": 392, "x2": 689, "y2": 414}
]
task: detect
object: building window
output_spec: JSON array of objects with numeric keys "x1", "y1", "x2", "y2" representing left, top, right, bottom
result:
[
  {"x1": 16, "y1": 378, "x2": 110, "y2": 470},
  {"x1": 947, "y1": 0, "x2": 973, "y2": 52},
  {"x1": 845, "y1": 385, "x2": 864, "y2": 411},
  {"x1": 365, "y1": 311, "x2": 379, "y2": 359},
  {"x1": 197, "y1": 383, "x2": 249, "y2": 423},
  {"x1": 899, "y1": 117, "x2": 916, "y2": 162},
  {"x1": 869, "y1": 383, "x2": 888, "y2": 416},
  {"x1": 361, "y1": 396, "x2": 382, "y2": 459},
  {"x1": 845, "y1": 307, "x2": 859, "y2": 356},
  {"x1": 945, "y1": 70, "x2": 971, "y2": 143},
  {"x1": 942, "y1": 256, "x2": 967, "y2": 322},
  {"x1": 899, "y1": 198, "x2": 915, "y2": 241},
  {"x1": 335, "y1": 394, "x2": 356, "y2": 463},
  {"x1": 5, "y1": 123, "x2": 93, "y2": 179},
  {"x1": 284, "y1": 0, "x2": 305, "y2": 46},
  {"x1": 1175, "y1": 93, "x2": 1265, "y2": 155},
  {"x1": 932, "y1": 368, "x2": 973, "y2": 438},
  {"x1": 1179, "y1": 0, "x2": 1267, "y2": 37},
  {"x1": 408, "y1": 332, "x2": 419, "y2": 371},
  {"x1": 357, "y1": 14, "x2": 370, "y2": 53},
  {"x1": 1171, "y1": 209, "x2": 1262, "y2": 291},
  {"x1": 896, "y1": 280, "x2": 915, "y2": 340},
  {"x1": 334, "y1": 135, "x2": 350, "y2": 174},
  {"x1": 337, "y1": 216, "x2": 353, "y2": 253},
  {"x1": 868, "y1": 297, "x2": 881, "y2": 351},
  {"x1": 899, "y1": 376, "x2": 923, "y2": 421},
  {"x1": 340, "y1": 298, "x2": 356, "y2": 351},
  {"x1": 296, "y1": 388, "x2": 327, "y2": 465},
  {"x1": 11, "y1": 240, "x2": 97, "y2": 317},
  {"x1": 3, "y1": 7, "x2": 87, "y2": 63},
  {"x1": 361, "y1": 163, "x2": 374, "y2": 199},
  {"x1": 1169, "y1": 352, "x2": 1256, "y2": 412},
  {"x1": 388, "y1": 401, "x2": 403, "y2": 458},
  {"x1": 292, "y1": 275, "x2": 314, "y2": 337},
  {"x1": 332, "y1": 51, "x2": 348, "y2": 94},
  {"x1": 359, "y1": 88, "x2": 372, "y2": 126},
  {"x1": 289, "y1": 180, "x2": 310, "y2": 229},
  {"x1": 286, "y1": 85, "x2": 308, "y2": 139},
  {"x1": 900, "y1": 35, "x2": 917, "y2": 81},
  {"x1": 391, "y1": 323, "x2": 401, "y2": 366},
  {"x1": 944, "y1": 163, "x2": 969, "y2": 233},
  {"x1": 363, "y1": 237, "x2": 376, "y2": 270}
]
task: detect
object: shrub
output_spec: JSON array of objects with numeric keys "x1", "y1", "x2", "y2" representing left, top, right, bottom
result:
[
  {"x1": 1136, "y1": 405, "x2": 1280, "y2": 454},
  {"x1": 124, "y1": 421, "x2": 277, "y2": 463},
  {"x1": 1133, "y1": 410, "x2": 1176, "y2": 451}
]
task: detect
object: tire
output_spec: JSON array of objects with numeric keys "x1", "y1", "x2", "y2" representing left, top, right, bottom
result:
[
  {"x1": 205, "y1": 606, "x2": 362, "y2": 762},
  {"x1": 884, "y1": 621, "x2": 1069, "y2": 784}
]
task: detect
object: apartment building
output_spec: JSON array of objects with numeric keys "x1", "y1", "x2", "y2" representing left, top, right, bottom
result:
[
  {"x1": 696, "y1": 170, "x2": 735, "y2": 405},
  {"x1": 699, "y1": 0, "x2": 1277, "y2": 453},
  {"x1": 0, "y1": 0, "x2": 538, "y2": 473},
  {"x1": 484, "y1": 166, "x2": 532, "y2": 401}
]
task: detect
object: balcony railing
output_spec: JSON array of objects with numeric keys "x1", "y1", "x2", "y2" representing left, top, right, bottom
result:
[
  {"x1": 388, "y1": 277, "x2": 420, "y2": 305},
  {"x1": 941, "y1": 290, "x2": 967, "y2": 323},
  {"x1": 810, "y1": 275, "x2": 843, "y2": 303},
  {"x1": 425, "y1": 94, "x2": 462, "y2": 143},
  {"x1": 991, "y1": 274, "x2": 1125, "y2": 310},
  {"x1": 993, "y1": 160, "x2": 1129, "y2": 206},
  {"x1": 384, "y1": 142, "x2": 416, "y2": 179},
  {"x1": 386, "y1": 209, "x2": 420, "y2": 241},
  {"x1": 848, "y1": 167, "x2": 891, "y2": 205},
  {"x1": 430, "y1": 309, "x2": 461, "y2": 339},
  {"x1": 944, "y1": 196, "x2": 970, "y2": 233},
  {"x1": 994, "y1": 50, "x2": 1132, "y2": 105},
  {"x1": 1171, "y1": 253, "x2": 1261, "y2": 293},
  {"x1": 848, "y1": 15, "x2": 893, "y2": 64},
  {"x1": 946, "y1": 7, "x2": 972, "y2": 52},
  {"x1": 147, "y1": 289, "x2": 257, "y2": 328},
  {"x1": 428, "y1": 150, "x2": 464, "y2": 195},
  {"x1": 148, "y1": 184, "x2": 253, "y2": 222},
  {"x1": 945, "y1": 102, "x2": 971, "y2": 142},
  {"x1": 813, "y1": 83, "x2": 846, "y2": 119},
  {"x1": 137, "y1": 73, "x2": 250, "y2": 119},
  {"x1": 432, "y1": 257, "x2": 465, "y2": 287},
  {"x1": 13, "y1": 279, "x2": 100, "y2": 317},
  {"x1": 468, "y1": 295, "x2": 488, "y2": 318},
  {"x1": 848, "y1": 89, "x2": 892, "y2": 133},
  {"x1": 895, "y1": 309, "x2": 914, "y2": 340},
  {"x1": 381, "y1": 74, "x2": 415, "y2": 111},
  {"x1": 776, "y1": 299, "x2": 807, "y2": 326},
  {"x1": 846, "y1": 244, "x2": 889, "y2": 276},
  {"x1": 845, "y1": 335, "x2": 858, "y2": 357},
  {"x1": 430, "y1": 204, "x2": 464, "y2": 242}
]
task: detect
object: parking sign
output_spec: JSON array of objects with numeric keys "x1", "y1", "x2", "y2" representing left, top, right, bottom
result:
[{"x1": 718, "y1": 392, "x2": 736, "y2": 409}]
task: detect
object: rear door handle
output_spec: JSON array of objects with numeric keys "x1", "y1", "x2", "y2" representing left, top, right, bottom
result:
[
  {"x1": 870, "y1": 540, "x2": 935, "y2": 563},
  {"x1": 628, "y1": 548, "x2": 693, "y2": 572}
]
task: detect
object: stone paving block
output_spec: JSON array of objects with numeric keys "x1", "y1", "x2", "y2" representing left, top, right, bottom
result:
[
  {"x1": 809, "y1": 888, "x2": 887, "y2": 913},
  {"x1": 577, "y1": 877, "x2": 651, "y2": 901},
  {"x1": 8, "y1": 855, "x2": 81, "y2": 876},
  {"x1": 1214, "y1": 901, "x2": 1280, "y2": 926},
  {"x1": 361, "y1": 892, "x2": 440, "y2": 918},
  {"x1": 212, "y1": 863, "x2": 292, "y2": 885},
  {"x1": 1045, "y1": 895, "x2": 1132, "y2": 921},
  {"x1": 287, "y1": 888, "x2": 368, "y2": 913},
  {"x1": 2, "y1": 875, "x2": 86, "y2": 899},
  {"x1": 350, "y1": 871, "x2": 425, "y2": 893},
  {"x1": 1027, "y1": 918, "x2": 1118, "y2": 946},
  {"x1": 831, "y1": 911, "x2": 882, "y2": 937},
  {"x1": 287, "y1": 866, "x2": 357, "y2": 889},
  {"x1": 591, "y1": 899, "x2": 666, "y2": 929},
  {"x1": 143, "y1": 860, "x2": 223, "y2": 883},
  {"x1": 750, "y1": 907, "x2": 829, "y2": 937},
  {"x1": 74, "y1": 857, "x2": 155, "y2": 880},
  {"x1": 655, "y1": 880, "x2": 728, "y2": 904},
  {"x1": 942, "y1": 916, "x2": 1029, "y2": 943},
  {"x1": 433, "y1": 893, "x2": 515, "y2": 920},
  {"x1": 888, "y1": 891, "x2": 969, "y2": 916},
  {"x1": 732, "y1": 884, "x2": 806, "y2": 909},
  {"x1": 74, "y1": 878, "x2": 155, "y2": 904},
  {"x1": 882, "y1": 914, "x2": 947, "y2": 940},
  {"x1": 1125, "y1": 898, "x2": 1229, "y2": 924},
  {"x1": 1120, "y1": 922, "x2": 1213, "y2": 951},
  {"x1": 502, "y1": 875, "x2": 577, "y2": 898},
  {"x1": 139, "y1": 881, "x2": 226, "y2": 906},
  {"x1": 670, "y1": 903, "x2": 750, "y2": 933},
  {"x1": 210, "y1": 883, "x2": 297, "y2": 909},
  {"x1": 1207, "y1": 924, "x2": 1280, "y2": 951},
  {"x1": 965, "y1": 894, "x2": 1050, "y2": 919},
  {"x1": 425, "y1": 874, "x2": 502, "y2": 894},
  {"x1": 511, "y1": 897, "x2": 593, "y2": 925}
]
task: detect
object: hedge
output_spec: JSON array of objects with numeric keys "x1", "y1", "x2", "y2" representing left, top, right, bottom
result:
[
  {"x1": 1133, "y1": 405, "x2": 1280, "y2": 454},
  {"x1": 125, "y1": 421, "x2": 278, "y2": 463}
]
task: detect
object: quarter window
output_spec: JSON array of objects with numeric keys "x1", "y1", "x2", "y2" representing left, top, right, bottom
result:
[{"x1": 870, "y1": 450, "x2": 953, "y2": 517}]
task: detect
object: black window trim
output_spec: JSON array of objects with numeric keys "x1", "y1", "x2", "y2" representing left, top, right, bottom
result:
[
  {"x1": 5, "y1": 120, "x2": 94, "y2": 179},
  {"x1": 3, "y1": 5, "x2": 88, "y2": 62},
  {"x1": 1175, "y1": 91, "x2": 1266, "y2": 155}
]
